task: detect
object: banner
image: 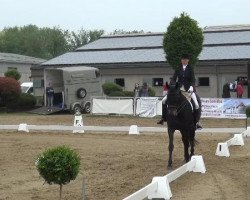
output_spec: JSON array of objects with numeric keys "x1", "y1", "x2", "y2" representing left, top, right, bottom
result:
[
  {"x1": 201, "y1": 98, "x2": 249, "y2": 119},
  {"x1": 92, "y1": 98, "x2": 133, "y2": 115},
  {"x1": 92, "y1": 97, "x2": 249, "y2": 119},
  {"x1": 138, "y1": 97, "x2": 158, "y2": 117}
]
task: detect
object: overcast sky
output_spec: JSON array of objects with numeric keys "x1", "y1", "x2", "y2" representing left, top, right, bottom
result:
[{"x1": 0, "y1": 0, "x2": 249, "y2": 32}]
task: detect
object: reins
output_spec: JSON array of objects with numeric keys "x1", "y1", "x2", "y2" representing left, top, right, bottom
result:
[{"x1": 167, "y1": 92, "x2": 192, "y2": 115}]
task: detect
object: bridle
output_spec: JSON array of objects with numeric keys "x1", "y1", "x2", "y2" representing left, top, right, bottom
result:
[{"x1": 167, "y1": 99, "x2": 189, "y2": 116}]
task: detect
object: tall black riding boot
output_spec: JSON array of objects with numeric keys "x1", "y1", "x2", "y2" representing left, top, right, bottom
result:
[
  {"x1": 194, "y1": 109, "x2": 202, "y2": 130},
  {"x1": 157, "y1": 103, "x2": 167, "y2": 125}
]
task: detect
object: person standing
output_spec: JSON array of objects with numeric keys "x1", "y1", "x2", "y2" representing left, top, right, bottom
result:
[
  {"x1": 139, "y1": 82, "x2": 149, "y2": 97},
  {"x1": 134, "y1": 83, "x2": 140, "y2": 97},
  {"x1": 162, "y1": 81, "x2": 169, "y2": 96},
  {"x1": 46, "y1": 83, "x2": 54, "y2": 111},
  {"x1": 222, "y1": 82, "x2": 231, "y2": 98},
  {"x1": 236, "y1": 81, "x2": 244, "y2": 98}
]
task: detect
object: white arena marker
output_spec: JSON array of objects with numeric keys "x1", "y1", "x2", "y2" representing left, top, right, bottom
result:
[
  {"x1": 18, "y1": 123, "x2": 29, "y2": 132},
  {"x1": 129, "y1": 125, "x2": 139, "y2": 135},
  {"x1": 243, "y1": 127, "x2": 250, "y2": 137},
  {"x1": 191, "y1": 155, "x2": 206, "y2": 173},
  {"x1": 73, "y1": 114, "x2": 84, "y2": 133},
  {"x1": 230, "y1": 134, "x2": 244, "y2": 146},
  {"x1": 124, "y1": 155, "x2": 206, "y2": 200},
  {"x1": 148, "y1": 176, "x2": 172, "y2": 200},
  {"x1": 216, "y1": 142, "x2": 230, "y2": 157}
]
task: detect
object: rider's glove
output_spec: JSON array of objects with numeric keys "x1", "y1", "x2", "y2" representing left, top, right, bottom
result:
[{"x1": 188, "y1": 86, "x2": 193, "y2": 93}]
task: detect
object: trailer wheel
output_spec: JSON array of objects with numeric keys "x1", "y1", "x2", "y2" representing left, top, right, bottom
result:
[
  {"x1": 84, "y1": 102, "x2": 91, "y2": 113},
  {"x1": 72, "y1": 104, "x2": 82, "y2": 114},
  {"x1": 76, "y1": 88, "x2": 87, "y2": 99}
]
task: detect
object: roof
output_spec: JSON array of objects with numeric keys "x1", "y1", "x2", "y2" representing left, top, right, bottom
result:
[
  {"x1": 57, "y1": 66, "x2": 98, "y2": 72},
  {"x1": 42, "y1": 25, "x2": 250, "y2": 66},
  {"x1": 0, "y1": 52, "x2": 46, "y2": 64}
]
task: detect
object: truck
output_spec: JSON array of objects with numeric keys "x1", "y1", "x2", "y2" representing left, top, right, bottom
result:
[
  {"x1": 44, "y1": 66, "x2": 102, "y2": 113},
  {"x1": 21, "y1": 82, "x2": 33, "y2": 94}
]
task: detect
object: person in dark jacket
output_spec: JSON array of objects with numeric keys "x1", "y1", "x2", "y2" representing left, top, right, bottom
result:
[
  {"x1": 157, "y1": 54, "x2": 202, "y2": 129},
  {"x1": 222, "y1": 82, "x2": 231, "y2": 98}
]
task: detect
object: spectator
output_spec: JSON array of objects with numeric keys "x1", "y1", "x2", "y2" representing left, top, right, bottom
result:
[
  {"x1": 222, "y1": 82, "x2": 231, "y2": 98},
  {"x1": 162, "y1": 81, "x2": 169, "y2": 96},
  {"x1": 46, "y1": 83, "x2": 54, "y2": 111},
  {"x1": 139, "y1": 82, "x2": 149, "y2": 97},
  {"x1": 134, "y1": 83, "x2": 140, "y2": 97},
  {"x1": 236, "y1": 81, "x2": 244, "y2": 98}
]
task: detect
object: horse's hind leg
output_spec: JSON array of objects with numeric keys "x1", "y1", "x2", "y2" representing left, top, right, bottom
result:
[
  {"x1": 167, "y1": 128, "x2": 174, "y2": 168},
  {"x1": 181, "y1": 135, "x2": 190, "y2": 163}
]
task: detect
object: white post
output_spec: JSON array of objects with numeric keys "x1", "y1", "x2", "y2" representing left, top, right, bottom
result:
[
  {"x1": 190, "y1": 155, "x2": 206, "y2": 173},
  {"x1": 215, "y1": 142, "x2": 230, "y2": 157},
  {"x1": 18, "y1": 124, "x2": 29, "y2": 132},
  {"x1": 129, "y1": 125, "x2": 140, "y2": 135},
  {"x1": 148, "y1": 176, "x2": 172, "y2": 200},
  {"x1": 230, "y1": 134, "x2": 244, "y2": 146},
  {"x1": 73, "y1": 112, "x2": 85, "y2": 133},
  {"x1": 243, "y1": 127, "x2": 250, "y2": 137}
]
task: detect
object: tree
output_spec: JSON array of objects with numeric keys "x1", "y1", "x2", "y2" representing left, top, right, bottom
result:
[
  {"x1": 110, "y1": 29, "x2": 144, "y2": 35},
  {"x1": 163, "y1": 12, "x2": 204, "y2": 69},
  {"x1": 69, "y1": 29, "x2": 104, "y2": 49},
  {"x1": 36, "y1": 146, "x2": 81, "y2": 200},
  {"x1": 4, "y1": 69, "x2": 21, "y2": 80}
]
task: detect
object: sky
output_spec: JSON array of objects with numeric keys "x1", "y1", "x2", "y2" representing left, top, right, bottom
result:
[{"x1": 0, "y1": 0, "x2": 249, "y2": 33}]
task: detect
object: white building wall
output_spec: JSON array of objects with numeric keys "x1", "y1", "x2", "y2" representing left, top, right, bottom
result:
[{"x1": 0, "y1": 62, "x2": 32, "y2": 83}]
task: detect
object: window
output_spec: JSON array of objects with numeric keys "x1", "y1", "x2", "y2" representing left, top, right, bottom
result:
[
  {"x1": 8, "y1": 67, "x2": 17, "y2": 71},
  {"x1": 115, "y1": 78, "x2": 125, "y2": 87},
  {"x1": 152, "y1": 78, "x2": 163, "y2": 86},
  {"x1": 33, "y1": 78, "x2": 44, "y2": 88},
  {"x1": 198, "y1": 77, "x2": 210, "y2": 86}
]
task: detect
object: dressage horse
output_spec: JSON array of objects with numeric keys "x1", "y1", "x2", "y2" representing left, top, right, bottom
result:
[{"x1": 165, "y1": 83, "x2": 201, "y2": 168}]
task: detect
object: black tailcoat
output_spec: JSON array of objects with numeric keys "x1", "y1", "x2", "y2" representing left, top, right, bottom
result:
[{"x1": 173, "y1": 65, "x2": 195, "y2": 91}]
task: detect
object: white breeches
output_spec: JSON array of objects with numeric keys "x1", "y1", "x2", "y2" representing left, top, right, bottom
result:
[
  {"x1": 162, "y1": 94, "x2": 167, "y2": 104},
  {"x1": 191, "y1": 92, "x2": 199, "y2": 109}
]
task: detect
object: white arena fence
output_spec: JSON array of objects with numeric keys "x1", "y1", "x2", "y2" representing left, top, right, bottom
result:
[
  {"x1": 123, "y1": 155, "x2": 206, "y2": 200},
  {"x1": 91, "y1": 96, "x2": 162, "y2": 117},
  {"x1": 215, "y1": 127, "x2": 250, "y2": 157},
  {"x1": 91, "y1": 97, "x2": 250, "y2": 119},
  {"x1": 0, "y1": 124, "x2": 246, "y2": 134}
]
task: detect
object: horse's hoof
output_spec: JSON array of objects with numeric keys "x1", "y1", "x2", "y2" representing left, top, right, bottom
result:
[{"x1": 167, "y1": 165, "x2": 173, "y2": 171}]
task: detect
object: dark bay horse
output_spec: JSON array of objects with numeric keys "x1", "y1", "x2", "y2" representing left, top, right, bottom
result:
[{"x1": 165, "y1": 83, "x2": 201, "y2": 168}]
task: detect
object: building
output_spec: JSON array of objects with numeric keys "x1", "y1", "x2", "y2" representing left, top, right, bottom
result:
[
  {"x1": 0, "y1": 52, "x2": 46, "y2": 83},
  {"x1": 32, "y1": 25, "x2": 250, "y2": 98}
]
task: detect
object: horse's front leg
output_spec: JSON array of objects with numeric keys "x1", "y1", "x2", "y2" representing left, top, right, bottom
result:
[
  {"x1": 167, "y1": 128, "x2": 174, "y2": 169},
  {"x1": 181, "y1": 134, "x2": 190, "y2": 163},
  {"x1": 189, "y1": 127, "x2": 196, "y2": 159},
  {"x1": 190, "y1": 140, "x2": 194, "y2": 159}
]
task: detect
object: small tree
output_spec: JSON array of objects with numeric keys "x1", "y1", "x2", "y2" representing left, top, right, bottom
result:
[
  {"x1": 4, "y1": 69, "x2": 21, "y2": 80},
  {"x1": 102, "y1": 82, "x2": 123, "y2": 96},
  {"x1": 36, "y1": 146, "x2": 81, "y2": 200},
  {"x1": 0, "y1": 77, "x2": 21, "y2": 106},
  {"x1": 163, "y1": 12, "x2": 204, "y2": 69}
]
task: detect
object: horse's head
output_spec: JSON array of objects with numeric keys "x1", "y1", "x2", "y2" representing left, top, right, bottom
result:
[{"x1": 166, "y1": 82, "x2": 182, "y2": 117}]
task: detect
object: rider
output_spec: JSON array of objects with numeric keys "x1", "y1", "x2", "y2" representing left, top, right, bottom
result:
[{"x1": 157, "y1": 54, "x2": 202, "y2": 130}]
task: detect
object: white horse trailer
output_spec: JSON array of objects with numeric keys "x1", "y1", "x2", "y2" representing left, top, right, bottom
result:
[{"x1": 44, "y1": 66, "x2": 102, "y2": 113}]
